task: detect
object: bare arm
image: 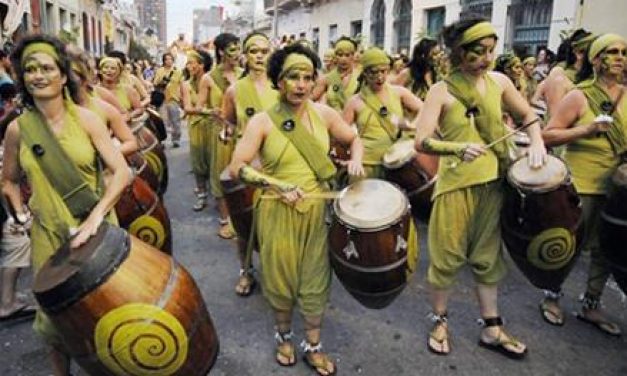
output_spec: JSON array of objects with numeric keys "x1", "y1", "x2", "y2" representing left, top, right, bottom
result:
[
  {"x1": 126, "y1": 85, "x2": 143, "y2": 120},
  {"x1": 320, "y1": 103, "x2": 364, "y2": 176},
  {"x1": 195, "y1": 74, "x2": 214, "y2": 114},
  {"x1": 1, "y1": 121, "x2": 26, "y2": 219},
  {"x1": 391, "y1": 68, "x2": 410, "y2": 86},
  {"x1": 228, "y1": 113, "x2": 267, "y2": 178},
  {"x1": 396, "y1": 85, "x2": 423, "y2": 115},
  {"x1": 94, "y1": 86, "x2": 125, "y2": 114},
  {"x1": 543, "y1": 90, "x2": 599, "y2": 146},
  {"x1": 413, "y1": 83, "x2": 446, "y2": 153},
  {"x1": 180, "y1": 81, "x2": 196, "y2": 115},
  {"x1": 341, "y1": 95, "x2": 360, "y2": 126},
  {"x1": 311, "y1": 74, "x2": 329, "y2": 102},
  {"x1": 221, "y1": 85, "x2": 237, "y2": 125},
  {"x1": 97, "y1": 97, "x2": 138, "y2": 156},
  {"x1": 131, "y1": 75, "x2": 150, "y2": 107}
]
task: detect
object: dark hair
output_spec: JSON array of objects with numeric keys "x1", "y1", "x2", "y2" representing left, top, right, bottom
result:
[
  {"x1": 213, "y1": 33, "x2": 239, "y2": 64},
  {"x1": 267, "y1": 43, "x2": 320, "y2": 89},
  {"x1": 333, "y1": 36, "x2": 358, "y2": 51},
  {"x1": 197, "y1": 49, "x2": 213, "y2": 72},
  {"x1": 162, "y1": 52, "x2": 174, "y2": 65},
  {"x1": 107, "y1": 50, "x2": 127, "y2": 66},
  {"x1": 0, "y1": 82, "x2": 16, "y2": 101},
  {"x1": 576, "y1": 38, "x2": 599, "y2": 83},
  {"x1": 441, "y1": 17, "x2": 496, "y2": 67},
  {"x1": 408, "y1": 38, "x2": 438, "y2": 94},
  {"x1": 10, "y1": 34, "x2": 80, "y2": 107}
]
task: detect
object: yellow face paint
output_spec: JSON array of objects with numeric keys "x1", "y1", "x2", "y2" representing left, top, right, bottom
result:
[
  {"x1": 280, "y1": 67, "x2": 315, "y2": 104},
  {"x1": 22, "y1": 53, "x2": 66, "y2": 98},
  {"x1": 245, "y1": 40, "x2": 271, "y2": 72},
  {"x1": 224, "y1": 42, "x2": 241, "y2": 62},
  {"x1": 94, "y1": 303, "x2": 188, "y2": 375}
]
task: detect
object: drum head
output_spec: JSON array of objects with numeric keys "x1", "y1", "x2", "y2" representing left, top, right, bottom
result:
[
  {"x1": 33, "y1": 223, "x2": 130, "y2": 313},
  {"x1": 382, "y1": 140, "x2": 417, "y2": 169},
  {"x1": 612, "y1": 163, "x2": 627, "y2": 186},
  {"x1": 508, "y1": 155, "x2": 567, "y2": 192},
  {"x1": 334, "y1": 179, "x2": 408, "y2": 231}
]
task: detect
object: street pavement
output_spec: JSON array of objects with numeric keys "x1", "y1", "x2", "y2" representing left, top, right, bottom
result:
[{"x1": 1, "y1": 129, "x2": 626, "y2": 376}]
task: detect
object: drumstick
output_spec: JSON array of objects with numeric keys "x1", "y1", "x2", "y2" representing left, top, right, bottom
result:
[
  {"x1": 260, "y1": 192, "x2": 342, "y2": 200},
  {"x1": 449, "y1": 118, "x2": 540, "y2": 168}
]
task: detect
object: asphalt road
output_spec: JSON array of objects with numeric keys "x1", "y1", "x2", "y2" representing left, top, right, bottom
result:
[{"x1": 2, "y1": 129, "x2": 626, "y2": 376}]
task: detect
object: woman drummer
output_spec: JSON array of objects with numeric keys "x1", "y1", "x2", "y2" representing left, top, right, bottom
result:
[
  {"x1": 2, "y1": 34, "x2": 130, "y2": 375},
  {"x1": 392, "y1": 37, "x2": 445, "y2": 101},
  {"x1": 229, "y1": 43, "x2": 363, "y2": 375},
  {"x1": 413, "y1": 18, "x2": 546, "y2": 358},
  {"x1": 180, "y1": 49, "x2": 214, "y2": 210},
  {"x1": 69, "y1": 49, "x2": 138, "y2": 156},
  {"x1": 343, "y1": 47, "x2": 422, "y2": 182},
  {"x1": 221, "y1": 32, "x2": 278, "y2": 294},
  {"x1": 542, "y1": 33, "x2": 626, "y2": 336},
  {"x1": 98, "y1": 56, "x2": 143, "y2": 121}
]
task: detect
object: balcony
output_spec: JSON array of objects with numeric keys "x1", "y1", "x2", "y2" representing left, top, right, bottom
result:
[{"x1": 265, "y1": 0, "x2": 317, "y2": 15}]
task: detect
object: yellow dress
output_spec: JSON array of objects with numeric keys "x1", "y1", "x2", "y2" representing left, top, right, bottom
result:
[
  {"x1": 186, "y1": 78, "x2": 211, "y2": 179},
  {"x1": 234, "y1": 75, "x2": 278, "y2": 137},
  {"x1": 256, "y1": 104, "x2": 331, "y2": 315}
]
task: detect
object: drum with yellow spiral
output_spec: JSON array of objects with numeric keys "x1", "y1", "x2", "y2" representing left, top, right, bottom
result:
[
  {"x1": 32, "y1": 222, "x2": 219, "y2": 375},
  {"x1": 115, "y1": 176, "x2": 172, "y2": 254},
  {"x1": 501, "y1": 155, "x2": 584, "y2": 291}
]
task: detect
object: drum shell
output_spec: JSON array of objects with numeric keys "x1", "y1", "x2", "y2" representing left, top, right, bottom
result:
[
  {"x1": 144, "y1": 143, "x2": 169, "y2": 195},
  {"x1": 126, "y1": 152, "x2": 161, "y2": 196},
  {"x1": 329, "y1": 213, "x2": 414, "y2": 309},
  {"x1": 384, "y1": 152, "x2": 438, "y2": 222},
  {"x1": 329, "y1": 137, "x2": 350, "y2": 168},
  {"x1": 220, "y1": 172, "x2": 256, "y2": 252},
  {"x1": 115, "y1": 176, "x2": 172, "y2": 254},
  {"x1": 33, "y1": 224, "x2": 218, "y2": 375},
  {"x1": 501, "y1": 179, "x2": 584, "y2": 290},
  {"x1": 600, "y1": 173, "x2": 627, "y2": 294}
]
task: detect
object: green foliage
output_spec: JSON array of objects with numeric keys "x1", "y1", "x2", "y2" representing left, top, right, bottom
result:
[{"x1": 129, "y1": 38, "x2": 151, "y2": 61}]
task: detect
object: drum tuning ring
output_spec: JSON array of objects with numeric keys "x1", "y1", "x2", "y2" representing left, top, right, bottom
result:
[
  {"x1": 343, "y1": 240, "x2": 359, "y2": 260},
  {"x1": 395, "y1": 235, "x2": 408, "y2": 253}
]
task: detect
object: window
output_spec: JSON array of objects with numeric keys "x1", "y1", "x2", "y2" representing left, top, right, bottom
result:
[
  {"x1": 59, "y1": 8, "x2": 67, "y2": 30},
  {"x1": 312, "y1": 27, "x2": 320, "y2": 53},
  {"x1": 426, "y1": 7, "x2": 445, "y2": 38},
  {"x1": 329, "y1": 24, "x2": 338, "y2": 47},
  {"x1": 82, "y1": 12, "x2": 90, "y2": 51},
  {"x1": 370, "y1": 0, "x2": 385, "y2": 47},
  {"x1": 351, "y1": 20, "x2": 362, "y2": 39},
  {"x1": 394, "y1": 0, "x2": 412, "y2": 53},
  {"x1": 300, "y1": 32, "x2": 306, "y2": 39},
  {"x1": 460, "y1": 0, "x2": 493, "y2": 20}
]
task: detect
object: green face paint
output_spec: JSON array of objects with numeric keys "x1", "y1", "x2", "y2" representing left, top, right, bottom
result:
[
  {"x1": 225, "y1": 43, "x2": 241, "y2": 60},
  {"x1": 281, "y1": 67, "x2": 315, "y2": 103}
]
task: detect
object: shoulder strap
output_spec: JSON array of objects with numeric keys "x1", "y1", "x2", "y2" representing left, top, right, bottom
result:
[
  {"x1": 359, "y1": 86, "x2": 400, "y2": 141},
  {"x1": 266, "y1": 103, "x2": 336, "y2": 182},
  {"x1": 17, "y1": 111, "x2": 99, "y2": 219}
]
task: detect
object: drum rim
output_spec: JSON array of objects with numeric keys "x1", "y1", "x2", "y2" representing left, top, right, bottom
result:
[
  {"x1": 612, "y1": 163, "x2": 627, "y2": 186},
  {"x1": 333, "y1": 179, "x2": 409, "y2": 231},
  {"x1": 382, "y1": 140, "x2": 418, "y2": 169},
  {"x1": 33, "y1": 223, "x2": 131, "y2": 314},
  {"x1": 506, "y1": 155, "x2": 570, "y2": 193}
]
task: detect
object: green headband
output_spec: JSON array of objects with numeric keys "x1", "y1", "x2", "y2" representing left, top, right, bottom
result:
[
  {"x1": 99, "y1": 57, "x2": 121, "y2": 71},
  {"x1": 498, "y1": 54, "x2": 520, "y2": 69},
  {"x1": 279, "y1": 53, "x2": 314, "y2": 80},
  {"x1": 186, "y1": 50, "x2": 202, "y2": 63},
  {"x1": 360, "y1": 47, "x2": 390, "y2": 70},
  {"x1": 458, "y1": 21, "x2": 497, "y2": 47},
  {"x1": 335, "y1": 40, "x2": 356, "y2": 54},
  {"x1": 571, "y1": 33, "x2": 596, "y2": 50},
  {"x1": 522, "y1": 56, "x2": 536, "y2": 65},
  {"x1": 71, "y1": 61, "x2": 90, "y2": 80},
  {"x1": 589, "y1": 33, "x2": 626, "y2": 60},
  {"x1": 21, "y1": 42, "x2": 60, "y2": 66},
  {"x1": 244, "y1": 34, "x2": 269, "y2": 51}
]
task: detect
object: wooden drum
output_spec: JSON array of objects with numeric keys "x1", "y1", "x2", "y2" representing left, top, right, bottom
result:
[
  {"x1": 382, "y1": 139, "x2": 438, "y2": 221},
  {"x1": 126, "y1": 151, "x2": 161, "y2": 196},
  {"x1": 32, "y1": 223, "x2": 219, "y2": 375},
  {"x1": 329, "y1": 179, "x2": 417, "y2": 309},
  {"x1": 115, "y1": 176, "x2": 172, "y2": 254},
  {"x1": 502, "y1": 155, "x2": 584, "y2": 291},
  {"x1": 600, "y1": 163, "x2": 627, "y2": 294},
  {"x1": 220, "y1": 168, "x2": 256, "y2": 252}
]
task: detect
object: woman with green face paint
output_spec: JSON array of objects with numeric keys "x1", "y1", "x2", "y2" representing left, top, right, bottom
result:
[
  {"x1": 2, "y1": 35, "x2": 131, "y2": 375},
  {"x1": 413, "y1": 18, "x2": 547, "y2": 359},
  {"x1": 392, "y1": 37, "x2": 446, "y2": 101},
  {"x1": 221, "y1": 32, "x2": 278, "y2": 293},
  {"x1": 229, "y1": 43, "x2": 364, "y2": 376},
  {"x1": 522, "y1": 56, "x2": 538, "y2": 102},
  {"x1": 98, "y1": 56, "x2": 143, "y2": 122},
  {"x1": 542, "y1": 33, "x2": 627, "y2": 336},
  {"x1": 312, "y1": 36, "x2": 361, "y2": 112},
  {"x1": 343, "y1": 47, "x2": 423, "y2": 181}
]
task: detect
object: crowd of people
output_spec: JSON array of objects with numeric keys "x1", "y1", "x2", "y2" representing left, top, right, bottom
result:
[{"x1": 0, "y1": 16, "x2": 625, "y2": 376}]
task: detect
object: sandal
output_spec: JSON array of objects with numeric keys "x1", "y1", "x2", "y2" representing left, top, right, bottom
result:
[
  {"x1": 218, "y1": 218, "x2": 235, "y2": 239},
  {"x1": 427, "y1": 312, "x2": 450, "y2": 355},
  {"x1": 301, "y1": 340, "x2": 336, "y2": 376},
  {"x1": 575, "y1": 294, "x2": 622, "y2": 337},
  {"x1": 539, "y1": 290, "x2": 564, "y2": 326},
  {"x1": 192, "y1": 196, "x2": 207, "y2": 211},
  {"x1": 275, "y1": 331, "x2": 296, "y2": 367},
  {"x1": 478, "y1": 317, "x2": 527, "y2": 360},
  {"x1": 234, "y1": 269, "x2": 256, "y2": 297}
]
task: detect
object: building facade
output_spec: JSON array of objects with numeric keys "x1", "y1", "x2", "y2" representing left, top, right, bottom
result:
[
  {"x1": 193, "y1": 7, "x2": 222, "y2": 45},
  {"x1": 134, "y1": 0, "x2": 166, "y2": 45}
]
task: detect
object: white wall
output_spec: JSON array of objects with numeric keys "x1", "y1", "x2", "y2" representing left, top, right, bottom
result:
[
  {"x1": 276, "y1": 7, "x2": 311, "y2": 41},
  {"x1": 310, "y1": 0, "x2": 363, "y2": 52},
  {"x1": 547, "y1": 0, "x2": 578, "y2": 52},
  {"x1": 578, "y1": 0, "x2": 627, "y2": 40},
  {"x1": 410, "y1": 0, "x2": 461, "y2": 48}
]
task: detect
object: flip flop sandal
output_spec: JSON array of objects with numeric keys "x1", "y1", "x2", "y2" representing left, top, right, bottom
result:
[
  {"x1": 477, "y1": 317, "x2": 527, "y2": 360},
  {"x1": 427, "y1": 312, "x2": 450, "y2": 355},
  {"x1": 539, "y1": 299, "x2": 564, "y2": 326},
  {"x1": 275, "y1": 331, "x2": 296, "y2": 367},
  {"x1": 234, "y1": 270, "x2": 256, "y2": 297},
  {"x1": 575, "y1": 313, "x2": 622, "y2": 337}
]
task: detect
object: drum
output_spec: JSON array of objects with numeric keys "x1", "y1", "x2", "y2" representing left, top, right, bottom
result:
[
  {"x1": 329, "y1": 179, "x2": 417, "y2": 309},
  {"x1": 600, "y1": 163, "x2": 627, "y2": 294},
  {"x1": 146, "y1": 107, "x2": 167, "y2": 141},
  {"x1": 32, "y1": 223, "x2": 219, "y2": 375},
  {"x1": 126, "y1": 151, "x2": 161, "y2": 196},
  {"x1": 382, "y1": 140, "x2": 438, "y2": 221},
  {"x1": 502, "y1": 155, "x2": 584, "y2": 291},
  {"x1": 329, "y1": 137, "x2": 350, "y2": 168},
  {"x1": 220, "y1": 168, "x2": 256, "y2": 252},
  {"x1": 144, "y1": 144, "x2": 169, "y2": 195},
  {"x1": 115, "y1": 176, "x2": 172, "y2": 254},
  {"x1": 509, "y1": 131, "x2": 530, "y2": 161}
]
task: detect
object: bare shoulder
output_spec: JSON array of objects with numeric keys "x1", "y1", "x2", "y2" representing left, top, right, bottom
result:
[
  {"x1": 487, "y1": 71, "x2": 511, "y2": 87},
  {"x1": 76, "y1": 106, "x2": 105, "y2": 131},
  {"x1": 312, "y1": 101, "x2": 339, "y2": 117},
  {"x1": 563, "y1": 88, "x2": 586, "y2": 105},
  {"x1": 248, "y1": 111, "x2": 273, "y2": 134},
  {"x1": 5, "y1": 119, "x2": 20, "y2": 139}
]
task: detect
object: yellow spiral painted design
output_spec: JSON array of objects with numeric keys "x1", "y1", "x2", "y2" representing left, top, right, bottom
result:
[
  {"x1": 94, "y1": 303, "x2": 188, "y2": 375},
  {"x1": 129, "y1": 215, "x2": 166, "y2": 249},
  {"x1": 527, "y1": 227, "x2": 576, "y2": 270},
  {"x1": 145, "y1": 151, "x2": 164, "y2": 182}
]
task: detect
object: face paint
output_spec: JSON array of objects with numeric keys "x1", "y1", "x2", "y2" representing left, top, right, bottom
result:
[
  {"x1": 461, "y1": 38, "x2": 495, "y2": 74},
  {"x1": 22, "y1": 54, "x2": 65, "y2": 99},
  {"x1": 224, "y1": 43, "x2": 241, "y2": 62},
  {"x1": 335, "y1": 50, "x2": 354, "y2": 69},
  {"x1": 280, "y1": 67, "x2": 315, "y2": 104},
  {"x1": 245, "y1": 41, "x2": 271, "y2": 72},
  {"x1": 364, "y1": 65, "x2": 389, "y2": 89},
  {"x1": 599, "y1": 43, "x2": 627, "y2": 77}
]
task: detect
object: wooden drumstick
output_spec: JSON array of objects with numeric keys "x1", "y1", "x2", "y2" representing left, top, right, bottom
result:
[{"x1": 260, "y1": 192, "x2": 342, "y2": 200}]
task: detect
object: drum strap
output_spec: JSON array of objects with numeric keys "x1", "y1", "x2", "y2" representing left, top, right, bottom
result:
[
  {"x1": 266, "y1": 102, "x2": 337, "y2": 182},
  {"x1": 17, "y1": 110, "x2": 100, "y2": 220},
  {"x1": 359, "y1": 85, "x2": 401, "y2": 142}
]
